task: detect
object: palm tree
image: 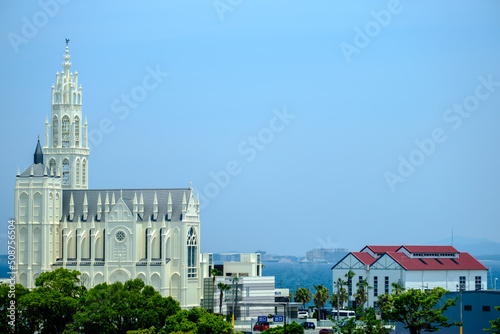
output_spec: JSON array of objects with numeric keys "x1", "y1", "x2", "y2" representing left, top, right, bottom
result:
[
  {"x1": 210, "y1": 268, "x2": 222, "y2": 312},
  {"x1": 313, "y1": 284, "x2": 330, "y2": 321},
  {"x1": 217, "y1": 282, "x2": 231, "y2": 314},
  {"x1": 345, "y1": 270, "x2": 355, "y2": 307},
  {"x1": 391, "y1": 282, "x2": 405, "y2": 295},
  {"x1": 294, "y1": 287, "x2": 312, "y2": 309},
  {"x1": 332, "y1": 278, "x2": 348, "y2": 318},
  {"x1": 354, "y1": 278, "x2": 372, "y2": 309}
]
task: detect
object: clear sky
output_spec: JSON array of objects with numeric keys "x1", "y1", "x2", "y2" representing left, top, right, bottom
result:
[{"x1": 1, "y1": 1, "x2": 499, "y2": 257}]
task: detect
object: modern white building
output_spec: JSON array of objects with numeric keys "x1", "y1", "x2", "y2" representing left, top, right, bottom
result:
[
  {"x1": 332, "y1": 245, "x2": 488, "y2": 309},
  {"x1": 200, "y1": 253, "x2": 275, "y2": 319},
  {"x1": 13, "y1": 44, "x2": 202, "y2": 309}
]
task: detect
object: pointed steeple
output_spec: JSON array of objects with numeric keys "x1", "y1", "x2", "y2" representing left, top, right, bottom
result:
[
  {"x1": 34, "y1": 135, "x2": 44, "y2": 164},
  {"x1": 167, "y1": 192, "x2": 173, "y2": 220},
  {"x1": 83, "y1": 192, "x2": 88, "y2": 221},
  {"x1": 153, "y1": 192, "x2": 158, "y2": 221},
  {"x1": 69, "y1": 192, "x2": 74, "y2": 221},
  {"x1": 97, "y1": 192, "x2": 102, "y2": 221}
]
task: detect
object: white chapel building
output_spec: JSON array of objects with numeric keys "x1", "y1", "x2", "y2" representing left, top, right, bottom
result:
[{"x1": 14, "y1": 45, "x2": 203, "y2": 309}]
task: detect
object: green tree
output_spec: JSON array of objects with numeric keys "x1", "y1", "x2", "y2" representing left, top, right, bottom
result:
[
  {"x1": 354, "y1": 278, "x2": 372, "y2": 309},
  {"x1": 18, "y1": 267, "x2": 85, "y2": 333},
  {"x1": 333, "y1": 278, "x2": 348, "y2": 311},
  {"x1": 210, "y1": 268, "x2": 222, "y2": 313},
  {"x1": 161, "y1": 307, "x2": 232, "y2": 334},
  {"x1": 391, "y1": 282, "x2": 405, "y2": 296},
  {"x1": 217, "y1": 282, "x2": 231, "y2": 314},
  {"x1": 0, "y1": 282, "x2": 30, "y2": 333},
  {"x1": 313, "y1": 284, "x2": 329, "y2": 320},
  {"x1": 72, "y1": 279, "x2": 180, "y2": 334},
  {"x1": 294, "y1": 287, "x2": 311, "y2": 309},
  {"x1": 345, "y1": 270, "x2": 355, "y2": 307},
  {"x1": 333, "y1": 307, "x2": 389, "y2": 334},
  {"x1": 381, "y1": 287, "x2": 459, "y2": 334},
  {"x1": 485, "y1": 306, "x2": 500, "y2": 333},
  {"x1": 262, "y1": 321, "x2": 304, "y2": 334}
]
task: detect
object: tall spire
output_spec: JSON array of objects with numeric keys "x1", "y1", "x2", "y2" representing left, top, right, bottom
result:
[{"x1": 34, "y1": 135, "x2": 43, "y2": 164}]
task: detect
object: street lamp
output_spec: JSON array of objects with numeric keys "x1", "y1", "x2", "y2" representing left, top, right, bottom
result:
[{"x1": 495, "y1": 278, "x2": 498, "y2": 290}]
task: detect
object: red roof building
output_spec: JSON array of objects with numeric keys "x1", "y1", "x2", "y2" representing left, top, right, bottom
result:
[{"x1": 332, "y1": 245, "x2": 488, "y2": 309}]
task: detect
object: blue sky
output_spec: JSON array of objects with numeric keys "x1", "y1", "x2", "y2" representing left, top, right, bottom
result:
[{"x1": 1, "y1": 1, "x2": 499, "y2": 256}]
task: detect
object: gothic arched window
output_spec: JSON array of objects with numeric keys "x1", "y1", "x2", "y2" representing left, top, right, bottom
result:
[
  {"x1": 74, "y1": 116, "x2": 80, "y2": 147},
  {"x1": 62, "y1": 158, "x2": 70, "y2": 185},
  {"x1": 187, "y1": 227, "x2": 197, "y2": 278},
  {"x1": 76, "y1": 159, "x2": 80, "y2": 185},
  {"x1": 49, "y1": 159, "x2": 56, "y2": 175},
  {"x1": 62, "y1": 115, "x2": 70, "y2": 147},
  {"x1": 52, "y1": 116, "x2": 59, "y2": 147}
]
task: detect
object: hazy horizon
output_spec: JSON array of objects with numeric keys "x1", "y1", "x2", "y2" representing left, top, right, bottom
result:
[{"x1": 1, "y1": 1, "x2": 500, "y2": 256}]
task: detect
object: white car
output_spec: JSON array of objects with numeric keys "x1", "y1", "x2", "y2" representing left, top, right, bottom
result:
[{"x1": 298, "y1": 310, "x2": 308, "y2": 319}]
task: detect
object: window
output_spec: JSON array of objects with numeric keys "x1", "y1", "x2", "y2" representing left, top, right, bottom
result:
[
  {"x1": 348, "y1": 276, "x2": 353, "y2": 296},
  {"x1": 459, "y1": 276, "x2": 466, "y2": 290},
  {"x1": 52, "y1": 116, "x2": 59, "y2": 147},
  {"x1": 385, "y1": 277, "x2": 389, "y2": 294},
  {"x1": 74, "y1": 116, "x2": 80, "y2": 147},
  {"x1": 62, "y1": 159, "x2": 70, "y2": 184},
  {"x1": 475, "y1": 276, "x2": 482, "y2": 290},
  {"x1": 483, "y1": 306, "x2": 491, "y2": 312},
  {"x1": 82, "y1": 160, "x2": 86, "y2": 185},
  {"x1": 373, "y1": 276, "x2": 378, "y2": 297},
  {"x1": 76, "y1": 160, "x2": 80, "y2": 185},
  {"x1": 62, "y1": 116, "x2": 70, "y2": 147},
  {"x1": 187, "y1": 227, "x2": 197, "y2": 278},
  {"x1": 49, "y1": 159, "x2": 56, "y2": 175},
  {"x1": 464, "y1": 305, "x2": 472, "y2": 311},
  {"x1": 359, "y1": 276, "x2": 363, "y2": 284}
]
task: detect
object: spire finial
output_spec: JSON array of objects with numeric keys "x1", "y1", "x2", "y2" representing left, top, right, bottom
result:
[{"x1": 65, "y1": 38, "x2": 70, "y2": 47}]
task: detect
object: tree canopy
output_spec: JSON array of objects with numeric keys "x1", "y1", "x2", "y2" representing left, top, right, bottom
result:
[
  {"x1": 313, "y1": 284, "x2": 329, "y2": 320},
  {"x1": 485, "y1": 306, "x2": 500, "y2": 333},
  {"x1": 381, "y1": 287, "x2": 459, "y2": 334},
  {"x1": 294, "y1": 287, "x2": 311, "y2": 308}
]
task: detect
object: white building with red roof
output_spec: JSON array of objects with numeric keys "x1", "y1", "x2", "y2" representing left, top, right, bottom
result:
[{"x1": 331, "y1": 245, "x2": 488, "y2": 309}]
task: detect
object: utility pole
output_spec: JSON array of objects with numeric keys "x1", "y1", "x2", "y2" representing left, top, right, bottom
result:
[{"x1": 457, "y1": 283, "x2": 463, "y2": 334}]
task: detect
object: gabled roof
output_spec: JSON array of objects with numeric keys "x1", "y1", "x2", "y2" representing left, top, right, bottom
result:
[
  {"x1": 397, "y1": 245, "x2": 459, "y2": 254},
  {"x1": 384, "y1": 251, "x2": 487, "y2": 271},
  {"x1": 362, "y1": 245, "x2": 400, "y2": 253},
  {"x1": 61, "y1": 188, "x2": 194, "y2": 223},
  {"x1": 351, "y1": 252, "x2": 377, "y2": 265}
]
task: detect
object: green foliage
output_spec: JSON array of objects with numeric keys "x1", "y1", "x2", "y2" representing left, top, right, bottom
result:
[
  {"x1": 294, "y1": 287, "x2": 311, "y2": 308},
  {"x1": 217, "y1": 282, "x2": 231, "y2": 314},
  {"x1": 485, "y1": 306, "x2": 500, "y2": 333},
  {"x1": 262, "y1": 321, "x2": 304, "y2": 334},
  {"x1": 332, "y1": 308, "x2": 389, "y2": 334},
  {"x1": 72, "y1": 279, "x2": 180, "y2": 334},
  {"x1": 354, "y1": 278, "x2": 372, "y2": 309},
  {"x1": 161, "y1": 307, "x2": 232, "y2": 334},
  {"x1": 381, "y1": 287, "x2": 459, "y2": 334},
  {"x1": 313, "y1": 284, "x2": 329, "y2": 320},
  {"x1": 20, "y1": 268, "x2": 85, "y2": 334},
  {"x1": 0, "y1": 282, "x2": 30, "y2": 333}
]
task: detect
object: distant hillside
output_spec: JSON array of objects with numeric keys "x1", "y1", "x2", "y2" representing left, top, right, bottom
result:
[{"x1": 426, "y1": 236, "x2": 500, "y2": 256}]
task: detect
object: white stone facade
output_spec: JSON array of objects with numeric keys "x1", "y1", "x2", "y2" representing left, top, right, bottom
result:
[{"x1": 14, "y1": 45, "x2": 202, "y2": 309}]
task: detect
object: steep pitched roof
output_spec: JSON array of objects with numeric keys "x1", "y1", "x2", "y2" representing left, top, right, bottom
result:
[
  {"x1": 61, "y1": 188, "x2": 194, "y2": 223},
  {"x1": 351, "y1": 252, "x2": 377, "y2": 265},
  {"x1": 362, "y1": 245, "x2": 400, "y2": 253}
]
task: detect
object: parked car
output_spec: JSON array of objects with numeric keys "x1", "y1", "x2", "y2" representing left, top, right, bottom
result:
[
  {"x1": 302, "y1": 321, "x2": 316, "y2": 330},
  {"x1": 319, "y1": 329, "x2": 334, "y2": 334},
  {"x1": 253, "y1": 321, "x2": 270, "y2": 331},
  {"x1": 298, "y1": 310, "x2": 309, "y2": 319}
]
